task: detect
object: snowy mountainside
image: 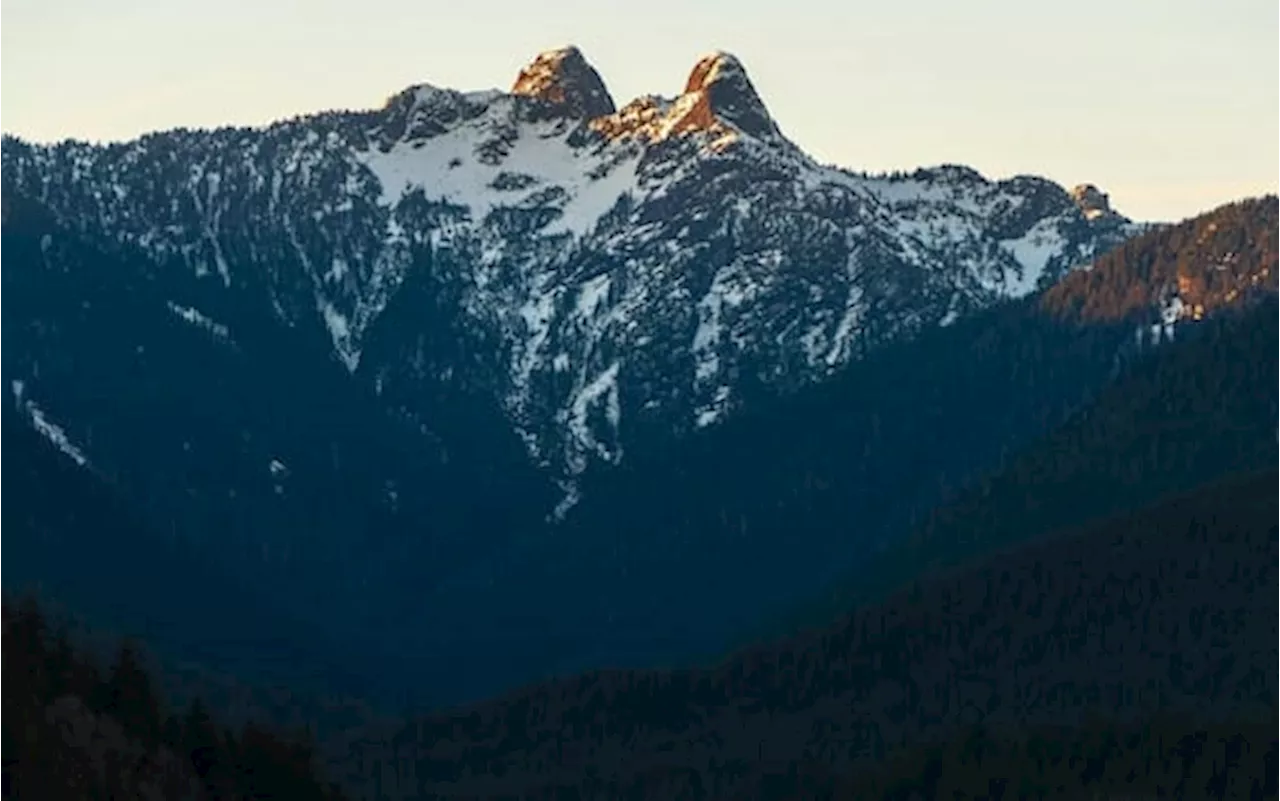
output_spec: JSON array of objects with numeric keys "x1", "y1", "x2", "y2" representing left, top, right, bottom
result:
[{"x1": 1, "y1": 45, "x2": 1141, "y2": 496}]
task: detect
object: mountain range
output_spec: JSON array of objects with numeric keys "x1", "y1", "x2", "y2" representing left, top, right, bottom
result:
[
  {"x1": 2, "y1": 46, "x2": 1140, "y2": 496},
  {"x1": 0, "y1": 46, "x2": 1165, "y2": 705},
  {"x1": 2, "y1": 44, "x2": 1278, "y2": 799}
]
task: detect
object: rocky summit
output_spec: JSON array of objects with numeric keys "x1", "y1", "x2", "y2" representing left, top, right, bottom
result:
[{"x1": 510, "y1": 45, "x2": 617, "y2": 119}]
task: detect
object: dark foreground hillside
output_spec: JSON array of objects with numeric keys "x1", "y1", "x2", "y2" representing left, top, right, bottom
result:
[
  {"x1": 1, "y1": 597, "x2": 347, "y2": 801},
  {"x1": 335, "y1": 470, "x2": 1278, "y2": 800},
  {"x1": 832, "y1": 710, "x2": 1277, "y2": 801}
]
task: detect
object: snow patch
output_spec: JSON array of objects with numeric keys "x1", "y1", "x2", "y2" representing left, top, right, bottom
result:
[
  {"x1": 575, "y1": 273, "x2": 612, "y2": 320},
  {"x1": 998, "y1": 219, "x2": 1067, "y2": 297},
  {"x1": 167, "y1": 302, "x2": 231, "y2": 341},
  {"x1": 512, "y1": 287, "x2": 558, "y2": 407},
  {"x1": 694, "y1": 385, "x2": 732, "y2": 429},
  {"x1": 355, "y1": 112, "x2": 642, "y2": 239},
  {"x1": 826, "y1": 285, "x2": 865, "y2": 366},
  {"x1": 22, "y1": 400, "x2": 90, "y2": 467},
  {"x1": 800, "y1": 323, "x2": 827, "y2": 367},
  {"x1": 319, "y1": 300, "x2": 360, "y2": 371},
  {"x1": 692, "y1": 266, "x2": 752, "y2": 384},
  {"x1": 268, "y1": 459, "x2": 289, "y2": 494},
  {"x1": 565, "y1": 361, "x2": 622, "y2": 471},
  {"x1": 326, "y1": 257, "x2": 350, "y2": 283},
  {"x1": 550, "y1": 479, "x2": 582, "y2": 522}
]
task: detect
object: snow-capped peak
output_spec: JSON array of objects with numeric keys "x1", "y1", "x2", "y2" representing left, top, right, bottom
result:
[{"x1": 511, "y1": 45, "x2": 616, "y2": 119}]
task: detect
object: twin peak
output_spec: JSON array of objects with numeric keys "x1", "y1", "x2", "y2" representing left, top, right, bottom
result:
[{"x1": 509, "y1": 45, "x2": 780, "y2": 139}]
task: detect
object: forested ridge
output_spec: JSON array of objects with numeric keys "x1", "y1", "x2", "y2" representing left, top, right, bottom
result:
[
  {"x1": 832, "y1": 711, "x2": 1277, "y2": 801},
  {"x1": 1042, "y1": 195, "x2": 1277, "y2": 322}
]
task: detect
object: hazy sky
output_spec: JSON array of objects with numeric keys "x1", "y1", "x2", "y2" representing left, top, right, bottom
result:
[{"x1": 3, "y1": 0, "x2": 1276, "y2": 221}]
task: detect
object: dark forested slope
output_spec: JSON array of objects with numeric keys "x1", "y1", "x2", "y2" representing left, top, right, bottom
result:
[
  {"x1": 343, "y1": 228, "x2": 1280, "y2": 793},
  {"x1": 339, "y1": 469, "x2": 1277, "y2": 800},
  {"x1": 831, "y1": 710, "x2": 1277, "y2": 801}
]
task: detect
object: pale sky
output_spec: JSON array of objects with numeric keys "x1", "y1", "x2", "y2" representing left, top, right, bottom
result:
[{"x1": 2, "y1": 0, "x2": 1276, "y2": 221}]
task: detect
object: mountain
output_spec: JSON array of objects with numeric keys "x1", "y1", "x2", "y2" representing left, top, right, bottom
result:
[
  {"x1": 1, "y1": 46, "x2": 1151, "y2": 705},
  {"x1": 332, "y1": 469, "x2": 1279, "y2": 800},
  {"x1": 2, "y1": 172, "x2": 1269, "y2": 707},
  {"x1": 10, "y1": 270, "x2": 1275, "y2": 798},
  {"x1": 4, "y1": 44, "x2": 1276, "y2": 798},
  {"x1": 2, "y1": 46, "x2": 1138, "y2": 505}
]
